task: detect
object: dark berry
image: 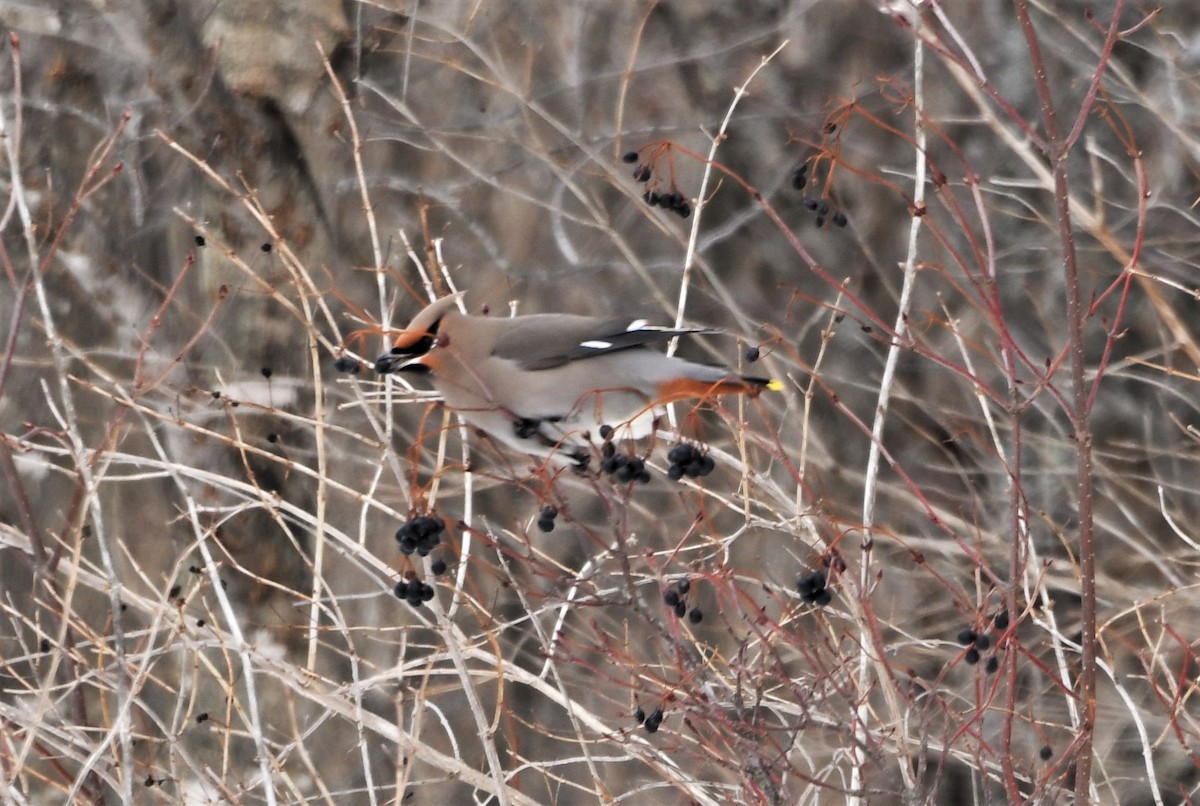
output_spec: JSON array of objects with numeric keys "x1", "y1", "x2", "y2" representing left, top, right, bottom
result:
[
  {"x1": 541, "y1": 505, "x2": 558, "y2": 521},
  {"x1": 668, "y1": 444, "x2": 694, "y2": 464},
  {"x1": 791, "y1": 169, "x2": 807, "y2": 190},
  {"x1": 974, "y1": 634, "x2": 991, "y2": 651},
  {"x1": 634, "y1": 707, "x2": 645, "y2": 723},
  {"x1": 956, "y1": 628, "x2": 976, "y2": 646},
  {"x1": 813, "y1": 588, "x2": 833, "y2": 607},
  {"x1": 622, "y1": 151, "x2": 639, "y2": 164},
  {"x1": 803, "y1": 198, "x2": 819, "y2": 211},
  {"x1": 667, "y1": 464, "x2": 684, "y2": 481},
  {"x1": 745, "y1": 346, "x2": 760, "y2": 362},
  {"x1": 637, "y1": 470, "x2": 651, "y2": 484},
  {"x1": 634, "y1": 165, "x2": 652, "y2": 183},
  {"x1": 663, "y1": 590, "x2": 679, "y2": 607},
  {"x1": 964, "y1": 648, "x2": 980, "y2": 665},
  {"x1": 261, "y1": 243, "x2": 272, "y2": 253},
  {"x1": 646, "y1": 191, "x2": 660, "y2": 207},
  {"x1": 673, "y1": 600, "x2": 687, "y2": 618},
  {"x1": 688, "y1": 608, "x2": 703, "y2": 624},
  {"x1": 993, "y1": 611, "x2": 1010, "y2": 632},
  {"x1": 537, "y1": 518, "x2": 555, "y2": 533},
  {"x1": 599, "y1": 424, "x2": 614, "y2": 440},
  {"x1": 397, "y1": 577, "x2": 429, "y2": 609},
  {"x1": 1039, "y1": 745, "x2": 1052, "y2": 761},
  {"x1": 676, "y1": 201, "x2": 691, "y2": 219},
  {"x1": 814, "y1": 216, "x2": 825, "y2": 228},
  {"x1": 832, "y1": 211, "x2": 848, "y2": 228},
  {"x1": 430, "y1": 559, "x2": 447, "y2": 576},
  {"x1": 816, "y1": 200, "x2": 830, "y2": 216},
  {"x1": 396, "y1": 514, "x2": 445, "y2": 556},
  {"x1": 334, "y1": 356, "x2": 360, "y2": 373},
  {"x1": 195, "y1": 235, "x2": 206, "y2": 246},
  {"x1": 797, "y1": 570, "x2": 827, "y2": 601},
  {"x1": 984, "y1": 655, "x2": 999, "y2": 674},
  {"x1": 644, "y1": 708, "x2": 663, "y2": 733},
  {"x1": 676, "y1": 579, "x2": 690, "y2": 595}
]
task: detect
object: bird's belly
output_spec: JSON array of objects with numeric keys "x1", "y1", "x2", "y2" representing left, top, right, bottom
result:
[{"x1": 437, "y1": 377, "x2": 661, "y2": 460}]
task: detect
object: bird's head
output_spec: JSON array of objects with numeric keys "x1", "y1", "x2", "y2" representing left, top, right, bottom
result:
[{"x1": 374, "y1": 292, "x2": 466, "y2": 375}]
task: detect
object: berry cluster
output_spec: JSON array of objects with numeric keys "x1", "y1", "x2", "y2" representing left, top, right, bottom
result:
[
  {"x1": 395, "y1": 514, "x2": 444, "y2": 556},
  {"x1": 956, "y1": 610, "x2": 1009, "y2": 670},
  {"x1": 801, "y1": 197, "x2": 848, "y2": 229},
  {"x1": 537, "y1": 505, "x2": 558, "y2": 533},
  {"x1": 666, "y1": 443, "x2": 716, "y2": 481},
  {"x1": 797, "y1": 569, "x2": 833, "y2": 607},
  {"x1": 623, "y1": 150, "x2": 691, "y2": 219},
  {"x1": 791, "y1": 160, "x2": 848, "y2": 228},
  {"x1": 642, "y1": 189, "x2": 691, "y2": 219},
  {"x1": 598, "y1": 439, "x2": 651, "y2": 484},
  {"x1": 662, "y1": 578, "x2": 702, "y2": 623},
  {"x1": 394, "y1": 576, "x2": 435, "y2": 608},
  {"x1": 634, "y1": 706, "x2": 665, "y2": 734},
  {"x1": 334, "y1": 356, "x2": 360, "y2": 374}
]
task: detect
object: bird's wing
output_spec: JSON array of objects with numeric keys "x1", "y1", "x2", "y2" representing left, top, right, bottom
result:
[{"x1": 491, "y1": 314, "x2": 709, "y2": 371}]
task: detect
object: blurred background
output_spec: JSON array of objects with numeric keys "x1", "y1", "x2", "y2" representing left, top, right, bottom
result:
[{"x1": 2, "y1": 1, "x2": 1199, "y2": 803}]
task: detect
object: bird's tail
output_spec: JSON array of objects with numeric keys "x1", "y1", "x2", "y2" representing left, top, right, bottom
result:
[
  {"x1": 656, "y1": 375, "x2": 784, "y2": 402},
  {"x1": 741, "y1": 376, "x2": 786, "y2": 396}
]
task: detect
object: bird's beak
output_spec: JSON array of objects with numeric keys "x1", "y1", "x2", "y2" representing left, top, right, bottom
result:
[{"x1": 374, "y1": 352, "x2": 431, "y2": 375}]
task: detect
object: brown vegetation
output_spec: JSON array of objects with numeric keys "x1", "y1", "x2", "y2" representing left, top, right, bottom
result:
[{"x1": 2, "y1": 2, "x2": 1198, "y2": 803}]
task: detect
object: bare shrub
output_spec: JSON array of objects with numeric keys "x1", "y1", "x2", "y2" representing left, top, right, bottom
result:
[{"x1": 2, "y1": 2, "x2": 1197, "y2": 803}]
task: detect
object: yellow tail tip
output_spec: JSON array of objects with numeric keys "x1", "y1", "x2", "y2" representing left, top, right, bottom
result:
[{"x1": 766, "y1": 379, "x2": 785, "y2": 392}]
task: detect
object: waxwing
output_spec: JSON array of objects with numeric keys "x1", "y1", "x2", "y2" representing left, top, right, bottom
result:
[{"x1": 374, "y1": 292, "x2": 781, "y2": 465}]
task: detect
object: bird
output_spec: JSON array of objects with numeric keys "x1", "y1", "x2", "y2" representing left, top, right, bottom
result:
[{"x1": 374, "y1": 292, "x2": 781, "y2": 466}]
